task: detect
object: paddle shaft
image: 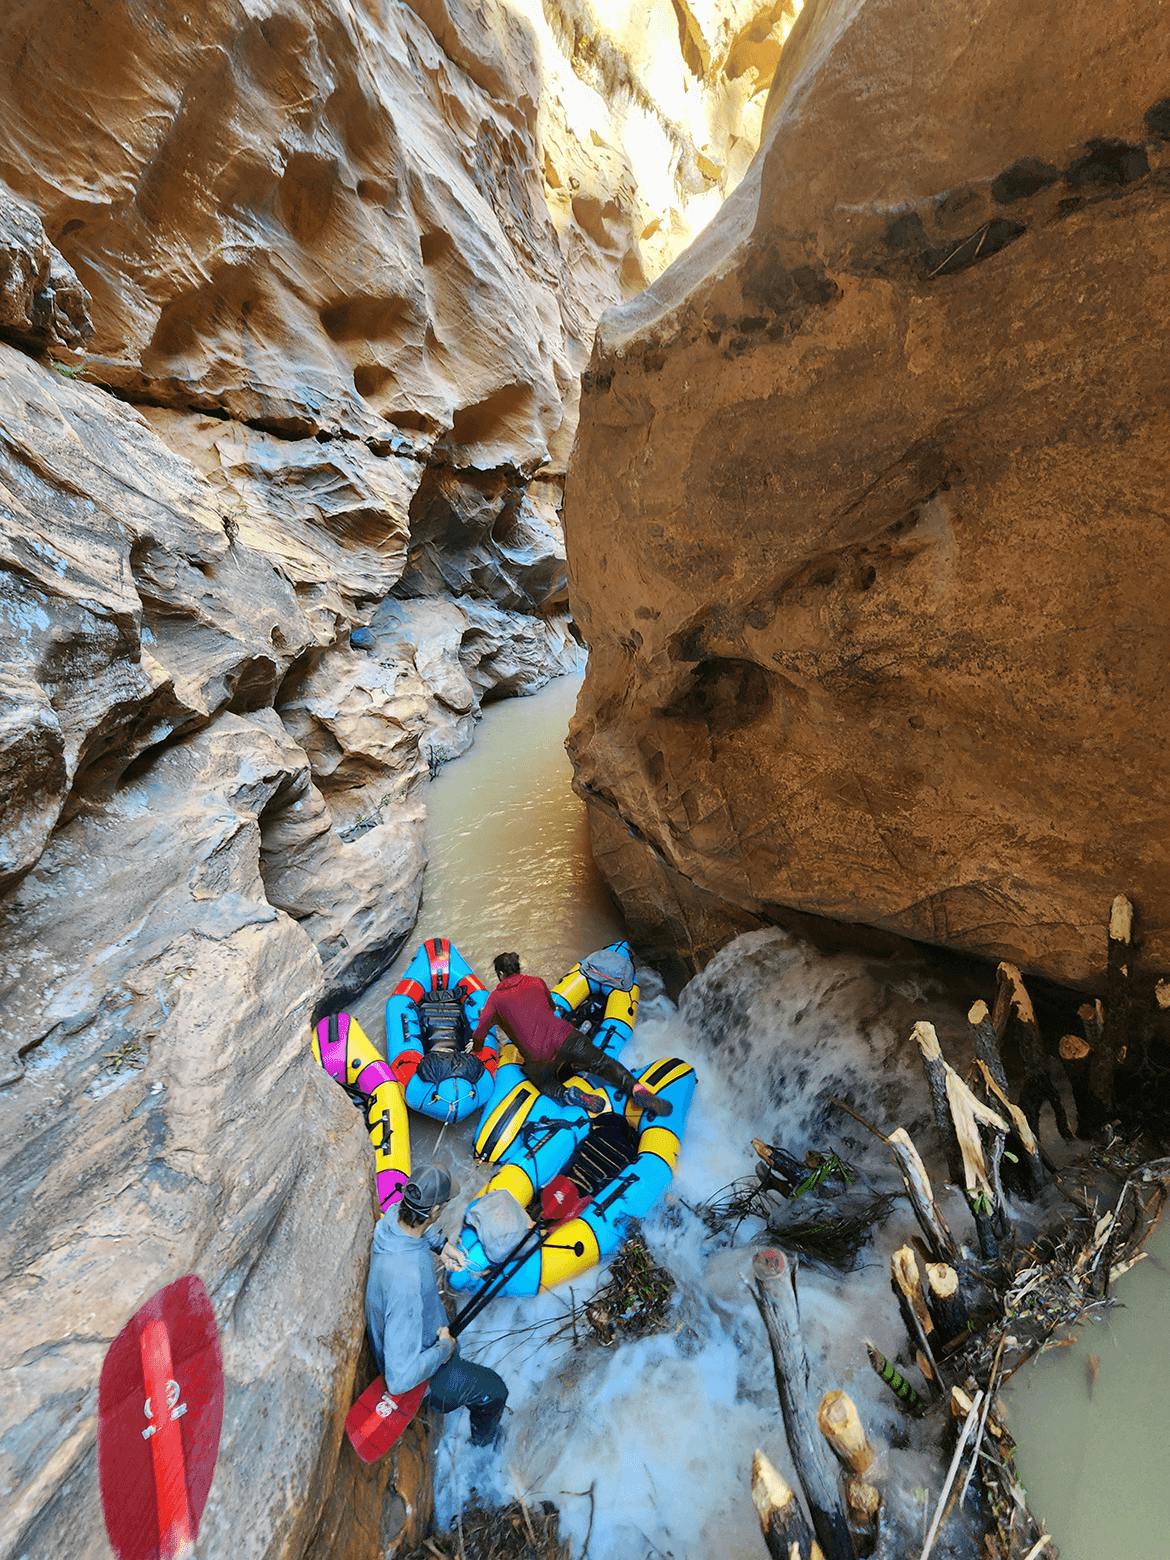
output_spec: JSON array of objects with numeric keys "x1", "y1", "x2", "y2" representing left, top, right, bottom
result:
[{"x1": 449, "y1": 1217, "x2": 567, "y2": 1336}]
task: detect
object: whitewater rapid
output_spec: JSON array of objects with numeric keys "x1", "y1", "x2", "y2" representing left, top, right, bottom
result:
[{"x1": 430, "y1": 930, "x2": 989, "y2": 1559}]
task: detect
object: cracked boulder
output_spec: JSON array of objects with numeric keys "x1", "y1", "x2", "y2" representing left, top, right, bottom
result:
[{"x1": 567, "y1": 0, "x2": 1170, "y2": 987}]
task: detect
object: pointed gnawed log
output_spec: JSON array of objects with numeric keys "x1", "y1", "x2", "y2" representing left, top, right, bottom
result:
[
  {"x1": 751, "y1": 1450, "x2": 822, "y2": 1560},
  {"x1": 818, "y1": 1392, "x2": 880, "y2": 1555},
  {"x1": 890, "y1": 1245, "x2": 940, "y2": 1390},
  {"x1": 1092, "y1": 894, "x2": 1133, "y2": 1116},
  {"x1": 1059, "y1": 1034, "x2": 1098, "y2": 1138},
  {"x1": 968, "y1": 999, "x2": 1010, "y2": 1096},
  {"x1": 817, "y1": 1391, "x2": 874, "y2": 1478},
  {"x1": 1079, "y1": 999, "x2": 1105, "y2": 1045},
  {"x1": 887, "y1": 1128, "x2": 958, "y2": 1264},
  {"x1": 846, "y1": 1477, "x2": 881, "y2": 1545},
  {"x1": 996, "y1": 962, "x2": 1074, "y2": 1140},
  {"x1": 751, "y1": 1250, "x2": 853, "y2": 1560},
  {"x1": 912, "y1": 1021, "x2": 965, "y2": 1186},
  {"x1": 925, "y1": 1263, "x2": 969, "y2": 1348},
  {"x1": 973, "y1": 1059, "x2": 1046, "y2": 1198},
  {"x1": 944, "y1": 1068, "x2": 1010, "y2": 1260}
]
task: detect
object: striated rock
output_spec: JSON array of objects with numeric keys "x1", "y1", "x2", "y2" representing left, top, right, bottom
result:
[
  {"x1": 0, "y1": 710, "x2": 411, "y2": 1556},
  {"x1": 145, "y1": 408, "x2": 422, "y2": 628},
  {"x1": 0, "y1": 0, "x2": 798, "y2": 1552},
  {"x1": 0, "y1": 183, "x2": 91, "y2": 353},
  {"x1": 568, "y1": 0, "x2": 1170, "y2": 988},
  {"x1": 0, "y1": 0, "x2": 792, "y2": 467},
  {"x1": 280, "y1": 595, "x2": 579, "y2": 837},
  {"x1": 398, "y1": 468, "x2": 567, "y2": 611},
  {"x1": 0, "y1": 348, "x2": 308, "y2": 891}
]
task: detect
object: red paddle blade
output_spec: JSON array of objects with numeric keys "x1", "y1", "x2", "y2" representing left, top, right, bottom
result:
[
  {"x1": 345, "y1": 1376, "x2": 428, "y2": 1463},
  {"x1": 540, "y1": 1174, "x2": 588, "y2": 1225},
  {"x1": 98, "y1": 1275, "x2": 223, "y2": 1560}
]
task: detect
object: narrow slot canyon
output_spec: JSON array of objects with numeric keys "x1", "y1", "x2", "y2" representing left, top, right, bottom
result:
[{"x1": 1, "y1": 3, "x2": 1168, "y2": 1559}]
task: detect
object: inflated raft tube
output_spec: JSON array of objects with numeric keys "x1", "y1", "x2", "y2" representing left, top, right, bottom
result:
[
  {"x1": 384, "y1": 937, "x2": 500, "y2": 1122},
  {"x1": 313, "y1": 1011, "x2": 411, "y2": 1210},
  {"x1": 550, "y1": 938, "x2": 639, "y2": 1060},
  {"x1": 450, "y1": 1056, "x2": 697, "y2": 1296}
]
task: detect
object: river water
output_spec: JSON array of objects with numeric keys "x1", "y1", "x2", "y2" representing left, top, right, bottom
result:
[
  {"x1": 356, "y1": 666, "x2": 1166, "y2": 1559},
  {"x1": 1005, "y1": 1216, "x2": 1170, "y2": 1560}
]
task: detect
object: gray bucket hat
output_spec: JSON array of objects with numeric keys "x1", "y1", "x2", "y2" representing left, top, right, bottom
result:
[{"x1": 402, "y1": 1163, "x2": 456, "y2": 1217}]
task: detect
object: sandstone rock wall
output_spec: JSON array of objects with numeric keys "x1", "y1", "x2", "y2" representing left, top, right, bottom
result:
[
  {"x1": 0, "y1": 1, "x2": 794, "y2": 1554},
  {"x1": 567, "y1": 0, "x2": 1170, "y2": 990}
]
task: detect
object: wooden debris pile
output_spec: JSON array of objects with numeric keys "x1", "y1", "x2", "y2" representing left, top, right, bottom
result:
[
  {"x1": 583, "y1": 1231, "x2": 675, "y2": 1345},
  {"x1": 697, "y1": 1140, "x2": 897, "y2": 1272},
  {"x1": 746, "y1": 894, "x2": 1170, "y2": 1560},
  {"x1": 404, "y1": 1498, "x2": 571, "y2": 1560}
]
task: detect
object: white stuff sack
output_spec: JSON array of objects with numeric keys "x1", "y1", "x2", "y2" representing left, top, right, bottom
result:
[{"x1": 466, "y1": 1189, "x2": 532, "y2": 1261}]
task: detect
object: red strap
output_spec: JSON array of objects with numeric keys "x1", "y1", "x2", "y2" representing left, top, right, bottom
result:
[{"x1": 392, "y1": 1049, "x2": 424, "y2": 1085}]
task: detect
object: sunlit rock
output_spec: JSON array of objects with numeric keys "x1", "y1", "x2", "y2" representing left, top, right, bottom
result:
[
  {"x1": 0, "y1": 0, "x2": 796, "y2": 1550},
  {"x1": 0, "y1": 710, "x2": 397, "y2": 1552}
]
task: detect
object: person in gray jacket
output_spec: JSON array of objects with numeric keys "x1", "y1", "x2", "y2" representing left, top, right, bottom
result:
[{"x1": 365, "y1": 1163, "x2": 508, "y2": 1447}]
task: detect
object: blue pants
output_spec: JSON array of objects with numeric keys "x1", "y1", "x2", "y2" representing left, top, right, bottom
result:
[{"x1": 428, "y1": 1351, "x2": 508, "y2": 1445}]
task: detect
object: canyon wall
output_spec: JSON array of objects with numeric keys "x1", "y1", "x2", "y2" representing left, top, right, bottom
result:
[
  {"x1": 0, "y1": 1, "x2": 796, "y2": 1554},
  {"x1": 567, "y1": 0, "x2": 1170, "y2": 990}
]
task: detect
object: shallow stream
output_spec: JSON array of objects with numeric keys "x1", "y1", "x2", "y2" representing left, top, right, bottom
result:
[{"x1": 356, "y1": 668, "x2": 1166, "y2": 1560}]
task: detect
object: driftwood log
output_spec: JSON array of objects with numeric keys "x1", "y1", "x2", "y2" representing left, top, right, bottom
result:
[
  {"x1": 968, "y1": 1000, "x2": 1010, "y2": 1096},
  {"x1": 1059, "y1": 1034, "x2": 1097, "y2": 1138},
  {"x1": 751, "y1": 1450, "x2": 824, "y2": 1560},
  {"x1": 817, "y1": 1390, "x2": 874, "y2": 1478},
  {"x1": 751, "y1": 1250, "x2": 853, "y2": 1560},
  {"x1": 887, "y1": 1128, "x2": 958, "y2": 1264},
  {"x1": 890, "y1": 1246, "x2": 940, "y2": 1390},
  {"x1": 1093, "y1": 894, "x2": 1133, "y2": 1115},
  {"x1": 944, "y1": 1067, "x2": 1010, "y2": 1259},
  {"x1": 818, "y1": 1391, "x2": 880, "y2": 1554},
  {"x1": 974, "y1": 1059, "x2": 1046, "y2": 1199}
]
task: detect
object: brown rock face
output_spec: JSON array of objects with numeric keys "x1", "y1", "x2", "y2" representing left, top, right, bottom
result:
[{"x1": 568, "y1": 0, "x2": 1170, "y2": 989}]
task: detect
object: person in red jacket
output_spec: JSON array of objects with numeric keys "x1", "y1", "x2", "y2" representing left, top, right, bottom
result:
[{"x1": 469, "y1": 953, "x2": 672, "y2": 1118}]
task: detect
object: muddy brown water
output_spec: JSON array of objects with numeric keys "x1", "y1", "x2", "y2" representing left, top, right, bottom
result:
[
  {"x1": 355, "y1": 665, "x2": 622, "y2": 1029},
  {"x1": 1005, "y1": 1214, "x2": 1170, "y2": 1559}
]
